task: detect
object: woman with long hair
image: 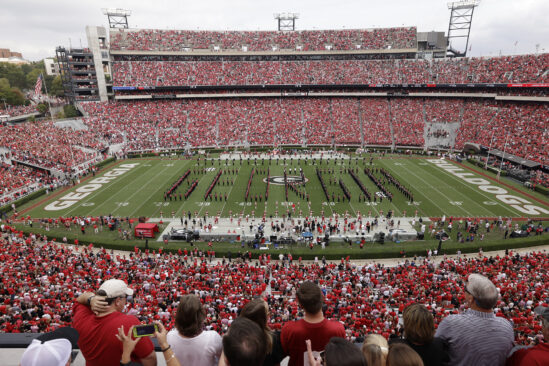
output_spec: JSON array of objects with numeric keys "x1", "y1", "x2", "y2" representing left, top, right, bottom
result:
[
  {"x1": 166, "y1": 294, "x2": 222, "y2": 366},
  {"x1": 239, "y1": 297, "x2": 286, "y2": 366}
]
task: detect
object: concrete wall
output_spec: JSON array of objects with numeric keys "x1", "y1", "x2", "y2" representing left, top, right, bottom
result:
[{"x1": 86, "y1": 26, "x2": 108, "y2": 102}]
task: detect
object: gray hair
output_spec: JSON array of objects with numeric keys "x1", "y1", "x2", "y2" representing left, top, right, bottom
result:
[{"x1": 466, "y1": 274, "x2": 498, "y2": 309}]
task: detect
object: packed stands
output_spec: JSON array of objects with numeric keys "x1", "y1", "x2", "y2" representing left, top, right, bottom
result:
[
  {"x1": 111, "y1": 54, "x2": 549, "y2": 87},
  {"x1": 110, "y1": 27, "x2": 417, "y2": 52},
  {"x1": 455, "y1": 102, "x2": 549, "y2": 165},
  {"x1": 0, "y1": 163, "x2": 59, "y2": 204},
  {"x1": 0, "y1": 121, "x2": 98, "y2": 172},
  {"x1": 0, "y1": 104, "x2": 37, "y2": 118},
  {"x1": 79, "y1": 98, "x2": 549, "y2": 165},
  {"x1": 0, "y1": 225, "x2": 547, "y2": 347}
]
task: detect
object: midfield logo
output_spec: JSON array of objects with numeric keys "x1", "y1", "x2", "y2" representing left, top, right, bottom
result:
[{"x1": 263, "y1": 176, "x2": 308, "y2": 185}]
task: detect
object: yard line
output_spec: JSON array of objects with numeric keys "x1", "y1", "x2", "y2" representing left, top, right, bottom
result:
[
  {"x1": 114, "y1": 163, "x2": 177, "y2": 216},
  {"x1": 168, "y1": 164, "x2": 217, "y2": 219},
  {"x1": 219, "y1": 164, "x2": 242, "y2": 216},
  {"x1": 420, "y1": 160, "x2": 522, "y2": 217},
  {"x1": 128, "y1": 160, "x2": 194, "y2": 217},
  {"x1": 398, "y1": 162, "x2": 472, "y2": 216}
]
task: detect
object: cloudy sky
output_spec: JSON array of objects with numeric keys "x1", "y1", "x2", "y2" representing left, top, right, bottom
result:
[{"x1": 2, "y1": 0, "x2": 548, "y2": 61}]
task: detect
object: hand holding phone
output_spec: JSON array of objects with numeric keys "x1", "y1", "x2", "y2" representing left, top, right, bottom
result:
[{"x1": 132, "y1": 324, "x2": 159, "y2": 338}]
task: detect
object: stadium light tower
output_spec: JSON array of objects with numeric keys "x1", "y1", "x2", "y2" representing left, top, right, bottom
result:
[
  {"x1": 446, "y1": 0, "x2": 480, "y2": 57},
  {"x1": 274, "y1": 13, "x2": 300, "y2": 31},
  {"x1": 102, "y1": 8, "x2": 132, "y2": 29}
]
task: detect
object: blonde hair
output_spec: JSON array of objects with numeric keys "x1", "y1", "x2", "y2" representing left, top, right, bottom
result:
[
  {"x1": 387, "y1": 343, "x2": 424, "y2": 366},
  {"x1": 362, "y1": 334, "x2": 388, "y2": 366}
]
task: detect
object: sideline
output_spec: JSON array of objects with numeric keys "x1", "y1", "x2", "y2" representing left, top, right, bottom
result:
[{"x1": 44, "y1": 237, "x2": 549, "y2": 268}]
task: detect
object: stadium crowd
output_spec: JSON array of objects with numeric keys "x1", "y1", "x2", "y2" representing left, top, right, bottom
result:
[
  {"x1": 0, "y1": 121, "x2": 98, "y2": 172},
  {"x1": 1, "y1": 224, "x2": 548, "y2": 365},
  {"x1": 110, "y1": 27, "x2": 417, "y2": 52},
  {"x1": 80, "y1": 98, "x2": 549, "y2": 166},
  {"x1": 0, "y1": 162, "x2": 59, "y2": 204},
  {"x1": 111, "y1": 54, "x2": 549, "y2": 87},
  {"x1": 0, "y1": 104, "x2": 37, "y2": 118}
]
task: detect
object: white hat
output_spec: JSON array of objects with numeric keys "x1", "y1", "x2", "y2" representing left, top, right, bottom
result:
[
  {"x1": 98, "y1": 279, "x2": 134, "y2": 298},
  {"x1": 21, "y1": 327, "x2": 79, "y2": 366},
  {"x1": 21, "y1": 338, "x2": 72, "y2": 366}
]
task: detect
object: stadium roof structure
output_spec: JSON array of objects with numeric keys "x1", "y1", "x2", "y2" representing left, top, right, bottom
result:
[{"x1": 489, "y1": 149, "x2": 541, "y2": 169}]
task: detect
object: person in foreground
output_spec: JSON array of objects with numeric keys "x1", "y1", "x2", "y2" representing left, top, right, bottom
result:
[
  {"x1": 387, "y1": 343, "x2": 424, "y2": 366},
  {"x1": 72, "y1": 279, "x2": 156, "y2": 366},
  {"x1": 361, "y1": 334, "x2": 389, "y2": 366},
  {"x1": 239, "y1": 297, "x2": 286, "y2": 366},
  {"x1": 506, "y1": 305, "x2": 549, "y2": 365},
  {"x1": 306, "y1": 337, "x2": 367, "y2": 366},
  {"x1": 435, "y1": 273, "x2": 514, "y2": 366},
  {"x1": 219, "y1": 317, "x2": 268, "y2": 366},
  {"x1": 116, "y1": 322, "x2": 181, "y2": 366},
  {"x1": 280, "y1": 281, "x2": 346, "y2": 366},
  {"x1": 390, "y1": 303, "x2": 447, "y2": 366},
  {"x1": 20, "y1": 327, "x2": 80, "y2": 366},
  {"x1": 166, "y1": 294, "x2": 222, "y2": 366}
]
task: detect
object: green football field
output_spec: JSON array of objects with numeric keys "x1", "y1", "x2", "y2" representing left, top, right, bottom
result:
[{"x1": 20, "y1": 155, "x2": 549, "y2": 220}]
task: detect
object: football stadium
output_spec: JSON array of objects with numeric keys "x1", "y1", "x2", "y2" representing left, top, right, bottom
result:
[{"x1": 1, "y1": 1, "x2": 549, "y2": 365}]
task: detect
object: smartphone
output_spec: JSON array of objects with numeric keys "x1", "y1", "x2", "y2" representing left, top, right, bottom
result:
[{"x1": 132, "y1": 324, "x2": 158, "y2": 338}]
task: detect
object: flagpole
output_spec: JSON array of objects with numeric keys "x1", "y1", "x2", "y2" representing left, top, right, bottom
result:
[
  {"x1": 40, "y1": 73, "x2": 55, "y2": 122},
  {"x1": 497, "y1": 132, "x2": 509, "y2": 182},
  {"x1": 485, "y1": 130, "x2": 495, "y2": 170}
]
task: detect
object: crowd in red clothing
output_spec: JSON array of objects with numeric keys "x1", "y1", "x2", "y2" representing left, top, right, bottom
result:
[
  {"x1": 0, "y1": 121, "x2": 98, "y2": 172},
  {"x1": 80, "y1": 98, "x2": 548, "y2": 166},
  {"x1": 0, "y1": 104, "x2": 37, "y2": 118},
  {"x1": 110, "y1": 27, "x2": 417, "y2": 52},
  {"x1": 111, "y1": 54, "x2": 549, "y2": 87},
  {"x1": 0, "y1": 225, "x2": 547, "y2": 348},
  {"x1": 455, "y1": 102, "x2": 548, "y2": 165},
  {"x1": 0, "y1": 162, "x2": 59, "y2": 204}
]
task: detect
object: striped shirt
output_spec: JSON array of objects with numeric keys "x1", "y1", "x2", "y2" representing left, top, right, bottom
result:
[{"x1": 435, "y1": 309, "x2": 514, "y2": 366}]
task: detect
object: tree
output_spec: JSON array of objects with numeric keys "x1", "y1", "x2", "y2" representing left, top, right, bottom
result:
[
  {"x1": 37, "y1": 103, "x2": 48, "y2": 114},
  {"x1": 0, "y1": 78, "x2": 24, "y2": 106},
  {"x1": 63, "y1": 104, "x2": 78, "y2": 118},
  {"x1": 51, "y1": 75, "x2": 64, "y2": 97},
  {"x1": 26, "y1": 69, "x2": 42, "y2": 92},
  {"x1": 0, "y1": 63, "x2": 27, "y2": 90}
]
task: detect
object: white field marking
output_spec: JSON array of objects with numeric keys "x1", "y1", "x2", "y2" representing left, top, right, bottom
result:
[
  {"x1": 121, "y1": 163, "x2": 177, "y2": 216},
  {"x1": 150, "y1": 160, "x2": 197, "y2": 218},
  {"x1": 179, "y1": 167, "x2": 220, "y2": 218},
  {"x1": 398, "y1": 162, "x2": 469, "y2": 216},
  {"x1": 424, "y1": 160, "x2": 522, "y2": 217},
  {"x1": 219, "y1": 164, "x2": 242, "y2": 216},
  {"x1": 64, "y1": 164, "x2": 144, "y2": 216},
  {"x1": 406, "y1": 160, "x2": 489, "y2": 217}
]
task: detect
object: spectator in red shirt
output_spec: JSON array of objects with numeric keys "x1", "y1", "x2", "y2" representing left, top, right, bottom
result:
[
  {"x1": 280, "y1": 281, "x2": 346, "y2": 366},
  {"x1": 506, "y1": 306, "x2": 549, "y2": 366},
  {"x1": 72, "y1": 279, "x2": 156, "y2": 366}
]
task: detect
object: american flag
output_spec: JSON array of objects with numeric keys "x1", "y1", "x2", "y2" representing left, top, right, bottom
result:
[{"x1": 34, "y1": 74, "x2": 43, "y2": 96}]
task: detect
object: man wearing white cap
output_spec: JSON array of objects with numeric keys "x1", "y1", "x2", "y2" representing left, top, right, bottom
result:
[
  {"x1": 72, "y1": 279, "x2": 157, "y2": 366},
  {"x1": 20, "y1": 327, "x2": 79, "y2": 366}
]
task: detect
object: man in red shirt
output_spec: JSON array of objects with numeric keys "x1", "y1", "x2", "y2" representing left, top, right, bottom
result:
[
  {"x1": 72, "y1": 279, "x2": 156, "y2": 366},
  {"x1": 280, "y1": 281, "x2": 346, "y2": 366},
  {"x1": 506, "y1": 306, "x2": 549, "y2": 366}
]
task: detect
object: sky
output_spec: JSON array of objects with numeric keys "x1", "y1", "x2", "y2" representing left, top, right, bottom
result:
[{"x1": 1, "y1": 0, "x2": 548, "y2": 61}]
